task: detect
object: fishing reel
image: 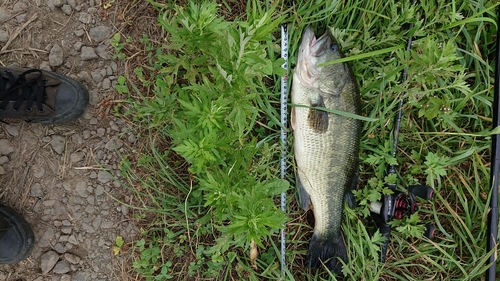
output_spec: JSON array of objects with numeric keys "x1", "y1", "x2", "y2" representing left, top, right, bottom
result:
[{"x1": 369, "y1": 182, "x2": 436, "y2": 262}]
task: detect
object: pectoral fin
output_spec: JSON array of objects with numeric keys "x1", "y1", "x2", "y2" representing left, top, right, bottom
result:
[{"x1": 307, "y1": 95, "x2": 328, "y2": 133}]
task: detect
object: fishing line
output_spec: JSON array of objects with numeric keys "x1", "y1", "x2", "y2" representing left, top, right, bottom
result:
[{"x1": 279, "y1": 23, "x2": 289, "y2": 279}]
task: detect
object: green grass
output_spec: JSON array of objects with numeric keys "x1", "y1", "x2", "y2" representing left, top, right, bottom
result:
[{"x1": 112, "y1": 0, "x2": 499, "y2": 280}]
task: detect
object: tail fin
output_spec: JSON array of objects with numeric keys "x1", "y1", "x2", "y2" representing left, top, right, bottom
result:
[{"x1": 305, "y1": 232, "x2": 347, "y2": 275}]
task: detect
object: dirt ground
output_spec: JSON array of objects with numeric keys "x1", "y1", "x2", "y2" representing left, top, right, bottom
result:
[{"x1": 0, "y1": 0, "x2": 154, "y2": 280}]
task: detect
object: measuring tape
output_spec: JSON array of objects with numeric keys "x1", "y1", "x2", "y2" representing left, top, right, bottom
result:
[{"x1": 280, "y1": 23, "x2": 289, "y2": 279}]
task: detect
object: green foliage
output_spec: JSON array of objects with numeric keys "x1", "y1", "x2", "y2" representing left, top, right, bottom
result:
[
  {"x1": 115, "y1": 0, "x2": 288, "y2": 279},
  {"x1": 114, "y1": 0, "x2": 498, "y2": 280}
]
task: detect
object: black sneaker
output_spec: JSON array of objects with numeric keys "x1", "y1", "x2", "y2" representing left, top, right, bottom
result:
[
  {"x1": 0, "y1": 67, "x2": 89, "y2": 124},
  {"x1": 0, "y1": 204, "x2": 35, "y2": 264}
]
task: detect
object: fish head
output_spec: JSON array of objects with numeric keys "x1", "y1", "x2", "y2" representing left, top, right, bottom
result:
[{"x1": 295, "y1": 26, "x2": 352, "y2": 95}]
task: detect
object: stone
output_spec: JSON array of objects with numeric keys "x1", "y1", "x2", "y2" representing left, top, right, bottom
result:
[
  {"x1": 0, "y1": 166, "x2": 5, "y2": 175},
  {"x1": 49, "y1": 44, "x2": 64, "y2": 67},
  {"x1": 30, "y1": 183, "x2": 44, "y2": 197},
  {"x1": 95, "y1": 185, "x2": 104, "y2": 196},
  {"x1": 39, "y1": 61, "x2": 52, "y2": 71},
  {"x1": 100, "y1": 221, "x2": 113, "y2": 228},
  {"x1": 61, "y1": 227, "x2": 72, "y2": 234},
  {"x1": 89, "y1": 26, "x2": 111, "y2": 43},
  {"x1": 71, "y1": 134, "x2": 84, "y2": 145},
  {"x1": 54, "y1": 243, "x2": 66, "y2": 254},
  {"x1": 52, "y1": 260, "x2": 70, "y2": 274},
  {"x1": 89, "y1": 91, "x2": 99, "y2": 106},
  {"x1": 74, "y1": 41, "x2": 82, "y2": 51},
  {"x1": 61, "y1": 4, "x2": 72, "y2": 15},
  {"x1": 13, "y1": 2, "x2": 27, "y2": 12},
  {"x1": 72, "y1": 272, "x2": 88, "y2": 281},
  {"x1": 110, "y1": 61, "x2": 117, "y2": 73},
  {"x1": 38, "y1": 227, "x2": 55, "y2": 248},
  {"x1": 82, "y1": 222, "x2": 95, "y2": 233},
  {"x1": 0, "y1": 7, "x2": 10, "y2": 22},
  {"x1": 4, "y1": 124, "x2": 18, "y2": 136},
  {"x1": 92, "y1": 215, "x2": 101, "y2": 228},
  {"x1": 127, "y1": 134, "x2": 136, "y2": 143},
  {"x1": 46, "y1": 0, "x2": 56, "y2": 10},
  {"x1": 40, "y1": 250, "x2": 60, "y2": 274},
  {"x1": 52, "y1": 0, "x2": 66, "y2": 8},
  {"x1": 97, "y1": 171, "x2": 112, "y2": 184},
  {"x1": 96, "y1": 128, "x2": 105, "y2": 137},
  {"x1": 0, "y1": 30, "x2": 8, "y2": 43},
  {"x1": 67, "y1": 0, "x2": 77, "y2": 8},
  {"x1": 102, "y1": 78, "x2": 111, "y2": 89},
  {"x1": 68, "y1": 234, "x2": 78, "y2": 245},
  {"x1": 50, "y1": 135, "x2": 66, "y2": 154},
  {"x1": 0, "y1": 156, "x2": 8, "y2": 165},
  {"x1": 64, "y1": 253, "x2": 81, "y2": 264},
  {"x1": 78, "y1": 71, "x2": 92, "y2": 84},
  {"x1": 105, "y1": 139, "x2": 123, "y2": 150},
  {"x1": 75, "y1": 181, "x2": 88, "y2": 197},
  {"x1": 70, "y1": 152, "x2": 84, "y2": 163},
  {"x1": 74, "y1": 29, "x2": 85, "y2": 37},
  {"x1": 43, "y1": 200, "x2": 56, "y2": 207},
  {"x1": 0, "y1": 139, "x2": 14, "y2": 155},
  {"x1": 15, "y1": 13, "x2": 26, "y2": 23},
  {"x1": 90, "y1": 70, "x2": 103, "y2": 82},
  {"x1": 121, "y1": 205, "x2": 129, "y2": 216},
  {"x1": 78, "y1": 12, "x2": 91, "y2": 24},
  {"x1": 81, "y1": 46, "x2": 98, "y2": 61},
  {"x1": 95, "y1": 45, "x2": 110, "y2": 60},
  {"x1": 32, "y1": 166, "x2": 45, "y2": 178}
]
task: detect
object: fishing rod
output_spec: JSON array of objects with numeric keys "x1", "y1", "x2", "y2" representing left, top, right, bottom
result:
[
  {"x1": 485, "y1": 5, "x2": 500, "y2": 280},
  {"x1": 369, "y1": 4, "x2": 436, "y2": 262}
]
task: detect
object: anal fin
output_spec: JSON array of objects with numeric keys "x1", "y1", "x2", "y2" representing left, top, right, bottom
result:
[{"x1": 344, "y1": 166, "x2": 359, "y2": 209}]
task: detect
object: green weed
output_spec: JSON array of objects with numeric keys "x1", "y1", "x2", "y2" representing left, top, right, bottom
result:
[{"x1": 112, "y1": 0, "x2": 499, "y2": 280}]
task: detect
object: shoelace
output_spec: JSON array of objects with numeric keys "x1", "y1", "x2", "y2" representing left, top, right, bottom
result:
[{"x1": 0, "y1": 69, "x2": 47, "y2": 112}]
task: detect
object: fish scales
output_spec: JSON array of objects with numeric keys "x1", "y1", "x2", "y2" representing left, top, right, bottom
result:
[{"x1": 291, "y1": 26, "x2": 361, "y2": 275}]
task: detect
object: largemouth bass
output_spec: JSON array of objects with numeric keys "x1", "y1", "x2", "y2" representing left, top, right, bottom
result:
[{"x1": 291, "y1": 26, "x2": 361, "y2": 274}]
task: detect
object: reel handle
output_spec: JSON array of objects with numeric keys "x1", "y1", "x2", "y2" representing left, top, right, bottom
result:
[{"x1": 408, "y1": 185, "x2": 434, "y2": 200}]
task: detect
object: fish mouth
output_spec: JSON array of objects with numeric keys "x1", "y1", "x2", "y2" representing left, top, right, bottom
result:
[
  {"x1": 301, "y1": 26, "x2": 331, "y2": 58},
  {"x1": 296, "y1": 26, "x2": 331, "y2": 86}
]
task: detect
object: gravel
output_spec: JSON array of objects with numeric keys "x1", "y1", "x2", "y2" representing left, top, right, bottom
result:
[
  {"x1": 89, "y1": 26, "x2": 111, "y2": 43},
  {"x1": 81, "y1": 46, "x2": 98, "y2": 60},
  {"x1": 0, "y1": 1, "x2": 138, "y2": 280},
  {"x1": 40, "y1": 251, "x2": 59, "y2": 274},
  {"x1": 49, "y1": 44, "x2": 64, "y2": 67}
]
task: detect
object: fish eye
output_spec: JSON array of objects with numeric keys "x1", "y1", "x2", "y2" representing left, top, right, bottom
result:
[{"x1": 330, "y1": 43, "x2": 339, "y2": 51}]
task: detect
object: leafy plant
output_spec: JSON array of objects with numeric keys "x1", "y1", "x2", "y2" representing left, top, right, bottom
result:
[
  {"x1": 112, "y1": 235, "x2": 124, "y2": 256},
  {"x1": 113, "y1": 0, "x2": 499, "y2": 280}
]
